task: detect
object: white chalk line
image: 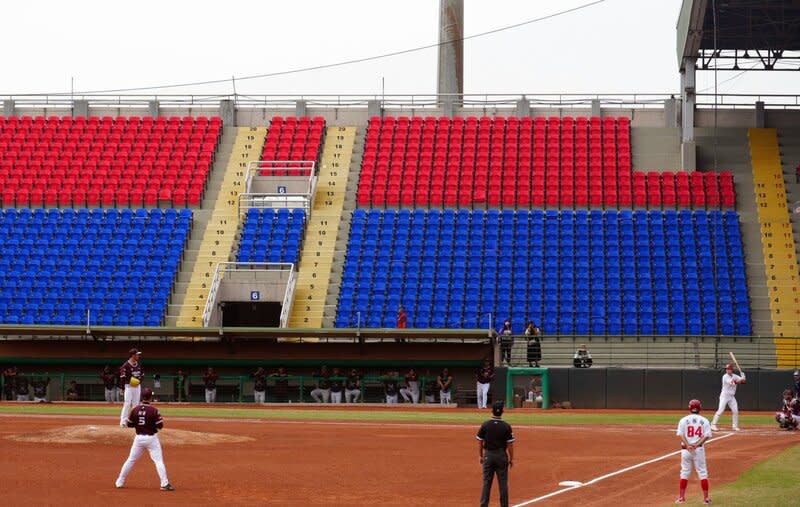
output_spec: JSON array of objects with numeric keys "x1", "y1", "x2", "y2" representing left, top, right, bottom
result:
[{"x1": 511, "y1": 432, "x2": 737, "y2": 507}]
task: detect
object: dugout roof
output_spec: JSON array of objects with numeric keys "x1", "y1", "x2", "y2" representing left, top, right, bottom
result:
[{"x1": 677, "y1": 0, "x2": 800, "y2": 71}]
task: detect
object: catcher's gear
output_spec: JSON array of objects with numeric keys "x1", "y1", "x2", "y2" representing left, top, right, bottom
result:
[
  {"x1": 140, "y1": 387, "x2": 153, "y2": 401},
  {"x1": 129, "y1": 377, "x2": 140, "y2": 387},
  {"x1": 688, "y1": 399, "x2": 702, "y2": 413}
]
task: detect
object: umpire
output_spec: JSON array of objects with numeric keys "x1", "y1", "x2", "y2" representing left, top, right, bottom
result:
[{"x1": 476, "y1": 400, "x2": 515, "y2": 507}]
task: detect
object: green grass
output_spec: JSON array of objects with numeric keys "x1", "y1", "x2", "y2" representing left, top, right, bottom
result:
[
  {"x1": 0, "y1": 404, "x2": 778, "y2": 427},
  {"x1": 679, "y1": 444, "x2": 800, "y2": 506}
]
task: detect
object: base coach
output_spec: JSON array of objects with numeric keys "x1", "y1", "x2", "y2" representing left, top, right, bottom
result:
[{"x1": 476, "y1": 400, "x2": 515, "y2": 507}]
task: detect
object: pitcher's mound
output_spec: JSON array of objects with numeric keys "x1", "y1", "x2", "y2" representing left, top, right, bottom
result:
[{"x1": 7, "y1": 425, "x2": 254, "y2": 445}]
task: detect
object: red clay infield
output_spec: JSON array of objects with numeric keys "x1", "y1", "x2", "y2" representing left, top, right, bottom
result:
[{"x1": 0, "y1": 409, "x2": 794, "y2": 506}]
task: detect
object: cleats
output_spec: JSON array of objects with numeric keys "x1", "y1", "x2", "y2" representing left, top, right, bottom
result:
[{"x1": 160, "y1": 484, "x2": 175, "y2": 491}]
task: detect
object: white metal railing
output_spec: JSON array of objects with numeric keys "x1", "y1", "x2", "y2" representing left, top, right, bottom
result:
[
  {"x1": 239, "y1": 160, "x2": 316, "y2": 214},
  {"x1": 201, "y1": 262, "x2": 296, "y2": 327},
  {"x1": 5, "y1": 92, "x2": 800, "y2": 110}
]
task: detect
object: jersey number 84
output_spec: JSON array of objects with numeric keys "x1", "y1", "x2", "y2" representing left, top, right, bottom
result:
[{"x1": 686, "y1": 425, "x2": 703, "y2": 437}]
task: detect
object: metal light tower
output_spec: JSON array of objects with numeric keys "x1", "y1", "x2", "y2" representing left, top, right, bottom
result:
[{"x1": 437, "y1": 0, "x2": 464, "y2": 100}]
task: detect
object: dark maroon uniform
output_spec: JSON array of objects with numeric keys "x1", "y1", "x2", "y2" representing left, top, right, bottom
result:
[
  {"x1": 127, "y1": 403, "x2": 164, "y2": 435},
  {"x1": 119, "y1": 360, "x2": 143, "y2": 386},
  {"x1": 476, "y1": 366, "x2": 495, "y2": 384}
]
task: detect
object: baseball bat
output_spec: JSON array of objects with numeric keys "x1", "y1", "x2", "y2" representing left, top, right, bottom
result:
[{"x1": 729, "y1": 351, "x2": 742, "y2": 373}]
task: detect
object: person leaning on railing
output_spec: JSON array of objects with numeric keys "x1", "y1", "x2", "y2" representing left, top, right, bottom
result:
[{"x1": 573, "y1": 344, "x2": 593, "y2": 368}]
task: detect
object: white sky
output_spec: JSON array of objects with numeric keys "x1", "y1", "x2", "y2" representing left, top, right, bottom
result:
[{"x1": 1, "y1": 0, "x2": 797, "y2": 98}]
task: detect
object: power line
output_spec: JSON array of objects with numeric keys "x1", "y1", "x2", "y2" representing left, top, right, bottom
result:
[{"x1": 61, "y1": 0, "x2": 608, "y2": 95}]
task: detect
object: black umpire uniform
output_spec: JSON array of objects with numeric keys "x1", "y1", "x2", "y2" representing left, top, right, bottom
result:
[{"x1": 476, "y1": 400, "x2": 515, "y2": 507}]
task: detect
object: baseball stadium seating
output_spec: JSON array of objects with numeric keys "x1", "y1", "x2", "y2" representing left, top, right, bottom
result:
[
  {"x1": 0, "y1": 115, "x2": 221, "y2": 207},
  {"x1": 236, "y1": 208, "x2": 306, "y2": 264},
  {"x1": 0, "y1": 208, "x2": 191, "y2": 326},
  {"x1": 357, "y1": 116, "x2": 734, "y2": 208},
  {"x1": 260, "y1": 116, "x2": 326, "y2": 165},
  {"x1": 335, "y1": 209, "x2": 750, "y2": 336}
]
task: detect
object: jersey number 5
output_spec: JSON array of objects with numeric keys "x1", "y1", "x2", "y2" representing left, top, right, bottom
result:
[
  {"x1": 138, "y1": 416, "x2": 146, "y2": 426},
  {"x1": 686, "y1": 425, "x2": 703, "y2": 438}
]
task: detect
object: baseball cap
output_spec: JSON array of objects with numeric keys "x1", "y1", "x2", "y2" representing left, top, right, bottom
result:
[
  {"x1": 128, "y1": 348, "x2": 142, "y2": 357},
  {"x1": 492, "y1": 400, "x2": 505, "y2": 417}
]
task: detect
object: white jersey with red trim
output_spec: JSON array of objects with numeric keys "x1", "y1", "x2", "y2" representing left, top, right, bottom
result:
[
  {"x1": 720, "y1": 372, "x2": 743, "y2": 398},
  {"x1": 677, "y1": 414, "x2": 712, "y2": 446}
]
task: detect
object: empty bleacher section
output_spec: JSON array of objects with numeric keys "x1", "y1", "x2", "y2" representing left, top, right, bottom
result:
[
  {"x1": 288, "y1": 126, "x2": 357, "y2": 328},
  {"x1": 0, "y1": 208, "x2": 190, "y2": 326},
  {"x1": 357, "y1": 116, "x2": 734, "y2": 208},
  {"x1": 335, "y1": 209, "x2": 750, "y2": 336},
  {"x1": 176, "y1": 127, "x2": 267, "y2": 326},
  {"x1": 236, "y1": 208, "x2": 306, "y2": 264},
  {"x1": 260, "y1": 116, "x2": 325, "y2": 164},
  {"x1": 748, "y1": 129, "x2": 800, "y2": 365},
  {"x1": 0, "y1": 116, "x2": 221, "y2": 207}
]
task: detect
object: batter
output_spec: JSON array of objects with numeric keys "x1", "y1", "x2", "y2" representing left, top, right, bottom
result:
[{"x1": 710, "y1": 363, "x2": 745, "y2": 431}]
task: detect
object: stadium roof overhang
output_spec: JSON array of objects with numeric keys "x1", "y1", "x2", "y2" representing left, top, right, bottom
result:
[{"x1": 677, "y1": 0, "x2": 800, "y2": 71}]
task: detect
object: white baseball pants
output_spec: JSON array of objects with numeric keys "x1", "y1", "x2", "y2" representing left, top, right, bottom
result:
[
  {"x1": 711, "y1": 395, "x2": 739, "y2": 428},
  {"x1": 345, "y1": 389, "x2": 360, "y2": 403},
  {"x1": 476, "y1": 382, "x2": 491, "y2": 409},
  {"x1": 425, "y1": 394, "x2": 436, "y2": 404},
  {"x1": 120, "y1": 384, "x2": 141, "y2": 425},
  {"x1": 386, "y1": 394, "x2": 398, "y2": 404},
  {"x1": 116, "y1": 434, "x2": 170, "y2": 488},
  {"x1": 440, "y1": 391, "x2": 452, "y2": 405},
  {"x1": 254, "y1": 390, "x2": 266, "y2": 404},
  {"x1": 310, "y1": 388, "x2": 330, "y2": 403},
  {"x1": 16, "y1": 394, "x2": 29, "y2": 401},
  {"x1": 400, "y1": 382, "x2": 419, "y2": 403},
  {"x1": 205, "y1": 388, "x2": 217, "y2": 403},
  {"x1": 680, "y1": 446, "x2": 708, "y2": 480},
  {"x1": 330, "y1": 391, "x2": 343, "y2": 403}
]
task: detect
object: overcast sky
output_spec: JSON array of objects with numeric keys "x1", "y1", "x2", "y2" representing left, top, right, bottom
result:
[{"x1": 1, "y1": 0, "x2": 797, "y2": 99}]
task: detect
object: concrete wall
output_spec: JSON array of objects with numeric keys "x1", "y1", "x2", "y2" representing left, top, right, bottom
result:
[
  {"x1": 205, "y1": 270, "x2": 292, "y2": 326},
  {"x1": 544, "y1": 367, "x2": 796, "y2": 410},
  {"x1": 250, "y1": 176, "x2": 310, "y2": 194}
]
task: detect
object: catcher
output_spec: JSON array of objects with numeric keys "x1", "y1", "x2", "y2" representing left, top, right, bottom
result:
[{"x1": 775, "y1": 389, "x2": 799, "y2": 431}]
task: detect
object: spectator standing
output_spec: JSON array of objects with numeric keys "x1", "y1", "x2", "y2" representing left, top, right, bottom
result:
[
  {"x1": 498, "y1": 320, "x2": 514, "y2": 365},
  {"x1": 383, "y1": 371, "x2": 400, "y2": 404},
  {"x1": 2, "y1": 366, "x2": 18, "y2": 400},
  {"x1": 66, "y1": 380, "x2": 80, "y2": 401},
  {"x1": 270, "y1": 366, "x2": 290, "y2": 402},
  {"x1": 16, "y1": 375, "x2": 30, "y2": 401},
  {"x1": 330, "y1": 367, "x2": 344, "y2": 403},
  {"x1": 573, "y1": 344, "x2": 593, "y2": 368},
  {"x1": 524, "y1": 321, "x2": 542, "y2": 367},
  {"x1": 202, "y1": 367, "x2": 218, "y2": 403},
  {"x1": 310, "y1": 365, "x2": 332, "y2": 403},
  {"x1": 31, "y1": 376, "x2": 50, "y2": 402},
  {"x1": 476, "y1": 358, "x2": 495, "y2": 409},
  {"x1": 400, "y1": 367, "x2": 420, "y2": 404},
  {"x1": 101, "y1": 366, "x2": 118, "y2": 403},
  {"x1": 345, "y1": 368, "x2": 361, "y2": 403},
  {"x1": 396, "y1": 306, "x2": 408, "y2": 343},
  {"x1": 476, "y1": 400, "x2": 515, "y2": 507},
  {"x1": 438, "y1": 368, "x2": 453, "y2": 405},
  {"x1": 252, "y1": 367, "x2": 267, "y2": 404}
]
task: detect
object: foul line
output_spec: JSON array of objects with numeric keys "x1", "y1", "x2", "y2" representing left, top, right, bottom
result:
[{"x1": 511, "y1": 432, "x2": 737, "y2": 507}]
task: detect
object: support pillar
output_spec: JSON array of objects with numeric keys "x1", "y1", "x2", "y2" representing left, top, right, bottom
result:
[
  {"x1": 295, "y1": 100, "x2": 307, "y2": 117},
  {"x1": 219, "y1": 99, "x2": 236, "y2": 127},
  {"x1": 755, "y1": 101, "x2": 765, "y2": 128},
  {"x1": 73, "y1": 100, "x2": 89, "y2": 117},
  {"x1": 680, "y1": 57, "x2": 696, "y2": 170},
  {"x1": 148, "y1": 100, "x2": 160, "y2": 118},
  {"x1": 367, "y1": 99, "x2": 382, "y2": 119},
  {"x1": 591, "y1": 99, "x2": 601, "y2": 117},
  {"x1": 436, "y1": 0, "x2": 464, "y2": 102},
  {"x1": 664, "y1": 97, "x2": 678, "y2": 128},
  {"x1": 2, "y1": 100, "x2": 14, "y2": 117},
  {"x1": 441, "y1": 97, "x2": 455, "y2": 118},
  {"x1": 516, "y1": 97, "x2": 530, "y2": 117}
]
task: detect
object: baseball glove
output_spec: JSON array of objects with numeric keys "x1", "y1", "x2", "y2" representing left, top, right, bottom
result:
[{"x1": 129, "y1": 377, "x2": 140, "y2": 387}]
